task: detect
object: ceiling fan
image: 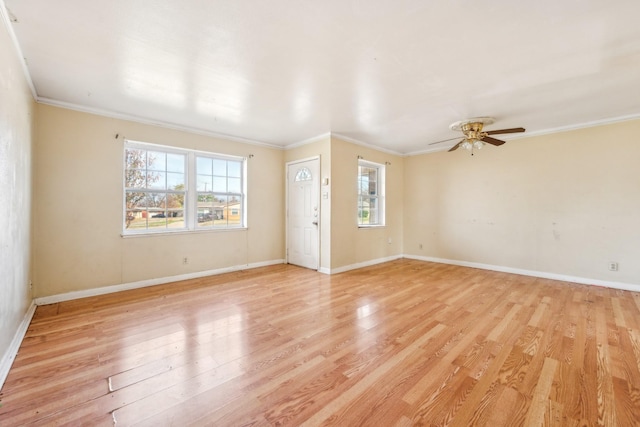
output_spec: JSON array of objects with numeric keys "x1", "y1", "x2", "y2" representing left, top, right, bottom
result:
[{"x1": 429, "y1": 117, "x2": 525, "y2": 153}]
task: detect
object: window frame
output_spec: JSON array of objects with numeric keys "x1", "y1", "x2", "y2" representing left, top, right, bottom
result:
[
  {"x1": 122, "y1": 140, "x2": 247, "y2": 236},
  {"x1": 357, "y1": 159, "x2": 386, "y2": 227}
]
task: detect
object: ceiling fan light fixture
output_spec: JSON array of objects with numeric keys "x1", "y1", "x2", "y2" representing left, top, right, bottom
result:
[
  {"x1": 473, "y1": 140, "x2": 484, "y2": 150},
  {"x1": 461, "y1": 141, "x2": 473, "y2": 150}
]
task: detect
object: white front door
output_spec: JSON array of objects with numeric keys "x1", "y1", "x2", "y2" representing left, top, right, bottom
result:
[{"x1": 287, "y1": 158, "x2": 320, "y2": 270}]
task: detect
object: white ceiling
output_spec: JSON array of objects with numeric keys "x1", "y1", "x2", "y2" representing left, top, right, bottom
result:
[{"x1": 4, "y1": 0, "x2": 640, "y2": 154}]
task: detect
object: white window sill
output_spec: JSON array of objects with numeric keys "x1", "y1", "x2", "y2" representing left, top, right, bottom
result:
[
  {"x1": 358, "y1": 224, "x2": 386, "y2": 229},
  {"x1": 121, "y1": 227, "x2": 248, "y2": 238}
]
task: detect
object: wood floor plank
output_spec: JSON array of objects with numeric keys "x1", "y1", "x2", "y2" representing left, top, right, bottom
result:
[
  {"x1": 595, "y1": 305, "x2": 618, "y2": 426},
  {"x1": 523, "y1": 357, "x2": 558, "y2": 426},
  {"x1": 1, "y1": 260, "x2": 639, "y2": 425}
]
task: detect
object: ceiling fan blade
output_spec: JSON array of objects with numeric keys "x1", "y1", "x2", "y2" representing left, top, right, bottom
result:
[
  {"x1": 429, "y1": 136, "x2": 462, "y2": 145},
  {"x1": 485, "y1": 127, "x2": 525, "y2": 135},
  {"x1": 482, "y1": 136, "x2": 506, "y2": 146},
  {"x1": 448, "y1": 139, "x2": 465, "y2": 152}
]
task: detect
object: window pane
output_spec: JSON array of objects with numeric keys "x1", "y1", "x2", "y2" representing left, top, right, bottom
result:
[
  {"x1": 213, "y1": 159, "x2": 227, "y2": 176},
  {"x1": 358, "y1": 197, "x2": 370, "y2": 224},
  {"x1": 197, "y1": 193, "x2": 213, "y2": 227},
  {"x1": 197, "y1": 174, "x2": 213, "y2": 192},
  {"x1": 146, "y1": 193, "x2": 166, "y2": 209},
  {"x1": 125, "y1": 191, "x2": 147, "y2": 229},
  {"x1": 358, "y1": 166, "x2": 378, "y2": 196},
  {"x1": 197, "y1": 157, "x2": 212, "y2": 175},
  {"x1": 167, "y1": 172, "x2": 184, "y2": 190},
  {"x1": 213, "y1": 176, "x2": 226, "y2": 192},
  {"x1": 126, "y1": 191, "x2": 147, "y2": 210},
  {"x1": 358, "y1": 176, "x2": 368, "y2": 196},
  {"x1": 126, "y1": 211, "x2": 147, "y2": 230},
  {"x1": 148, "y1": 210, "x2": 168, "y2": 228},
  {"x1": 125, "y1": 149, "x2": 148, "y2": 189},
  {"x1": 368, "y1": 180, "x2": 377, "y2": 196},
  {"x1": 368, "y1": 198, "x2": 378, "y2": 223},
  {"x1": 167, "y1": 153, "x2": 185, "y2": 173},
  {"x1": 228, "y1": 161, "x2": 241, "y2": 178},
  {"x1": 228, "y1": 177, "x2": 241, "y2": 193},
  {"x1": 227, "y1": 197, "x2": 242, "y2": 226},
  {"x1": 147, "y1": 172, "x2": 166, "y2": 189},
  {"x1": 295, "y1": 167, "x2": 312, "y2": 182},
  {"x1": 166, "y1": 193, "x2": 185, "y2": 210},
  {"x1": 167, "y1": 210, "x2": 185, "y2": 229},
  {"x1": 212, "y1": 195, "x2": 226, "y2": 224},
  {"x1": 125, "y1": 149, "x2": 146, "y2": 170},
  {"x1": 125, "y1": 169, "x2": 145, "y2": 189},
  {"x1": 147, "y1": 151, "x2": 166, "y2": 171},
  {"x1": 358, "y1": 166, "x2": 377, "y2": 196},
  {"x1": 211, "y1": 195, "x2": 228, "y2": 227}
]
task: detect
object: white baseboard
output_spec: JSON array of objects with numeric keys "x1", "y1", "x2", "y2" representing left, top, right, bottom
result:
[
  {"x1": 404, "y1": 254, "x2": 640, "y2": 292},
  {"x1": 0, "y1": 301, "x2": 36, "y2": 390},
  {"x1": 34, "y1": 259, "x2": 285, "y2": 306},
  {"x1": 33, "y1": 254, "x2": 639, "y2": 306},
  {"x1": 330, "y1": 255, "x2": 404, "y2": 274}
]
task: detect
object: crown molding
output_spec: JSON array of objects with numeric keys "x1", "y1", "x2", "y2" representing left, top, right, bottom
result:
[
  {"x1": 284, "y1": 132, "x2": 332, "y2": 150},
  {"x1": 330, "y1": 133, "x2": 405, "y2": 156},
  {"x1": 286, "y1": 132, "x2": 405, "y2": 156},
  {"x1": 404, "y1": 146, "x2": 449, "y2": 156},
  {"x1": 513, "y1": 112, "x2": 640, "y2": 140},
  {"x1": 36, "y1": 97, "x2": 285, "y2": 150}
]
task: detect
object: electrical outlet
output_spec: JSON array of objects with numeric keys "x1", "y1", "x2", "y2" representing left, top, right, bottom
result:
[
  {"x1": 183, "y1": 257, "x2": 188, "y2": 265},
  {"x1": 419, "y1": 243, "x2": 423, "y2": 250},
  {"x1": 388, "y1": 238, "x2": 392, "y2": 244},
  {"x1": 608, "y1": 262, "x2": 618, "y2": 271}
]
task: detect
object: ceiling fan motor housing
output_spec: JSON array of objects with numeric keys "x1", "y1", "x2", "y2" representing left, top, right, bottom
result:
[{"x1": 450, "y1": 117, "x2": 495, "y2": 140}]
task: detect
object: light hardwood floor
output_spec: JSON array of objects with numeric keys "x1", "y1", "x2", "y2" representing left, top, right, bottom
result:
[{"x1": 1, "y1": 259, "x2": 639, "y2": 426}]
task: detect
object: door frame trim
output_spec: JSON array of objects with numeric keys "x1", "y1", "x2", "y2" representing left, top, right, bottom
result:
[{"x1": 285, "y1": 156, "x2": 321, "y2": 270}]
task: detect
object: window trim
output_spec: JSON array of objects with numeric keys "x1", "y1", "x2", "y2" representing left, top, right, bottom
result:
[
  {"x1": 122, "y1": 140, "x2": 247, "y2": 236},
  {"x1": 357, "y1": 159, "x2": 386, "y2": 228}
]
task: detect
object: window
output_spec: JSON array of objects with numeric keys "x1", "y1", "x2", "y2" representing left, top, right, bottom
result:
[
  {"x1": 124, "y1": 140, "x2": 245, "y2": 234},
  {"x1": 357, "y1": 159, "x2": 385, "y2": 226},
  {"x1": 124, "y1": 146, "x2": 186, "y2": 231},
  {"x1": 196, "y1": 156, "x2": 243, "y2": 228},
  {"x1": 294, "y1": 167, "x2": 312, "y2": 182}
]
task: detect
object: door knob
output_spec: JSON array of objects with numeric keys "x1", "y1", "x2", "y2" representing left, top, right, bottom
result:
[{"x1": 312, "y1": 221, "x2": 318, "y2": 225}]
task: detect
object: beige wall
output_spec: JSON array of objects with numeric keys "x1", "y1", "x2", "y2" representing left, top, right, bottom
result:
[
  {"x1": 0, "y1": 20, "x2": 34, "y2": 368},
  {"x1": 330, "y1": 137, "x2": 404, "y2": 270},
  {"x1": 404, "y1": 120, "x2": 640, "y2": 285},
  {"x1": 34, "y1": 104, "x2": 284, "y2": 297}
]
